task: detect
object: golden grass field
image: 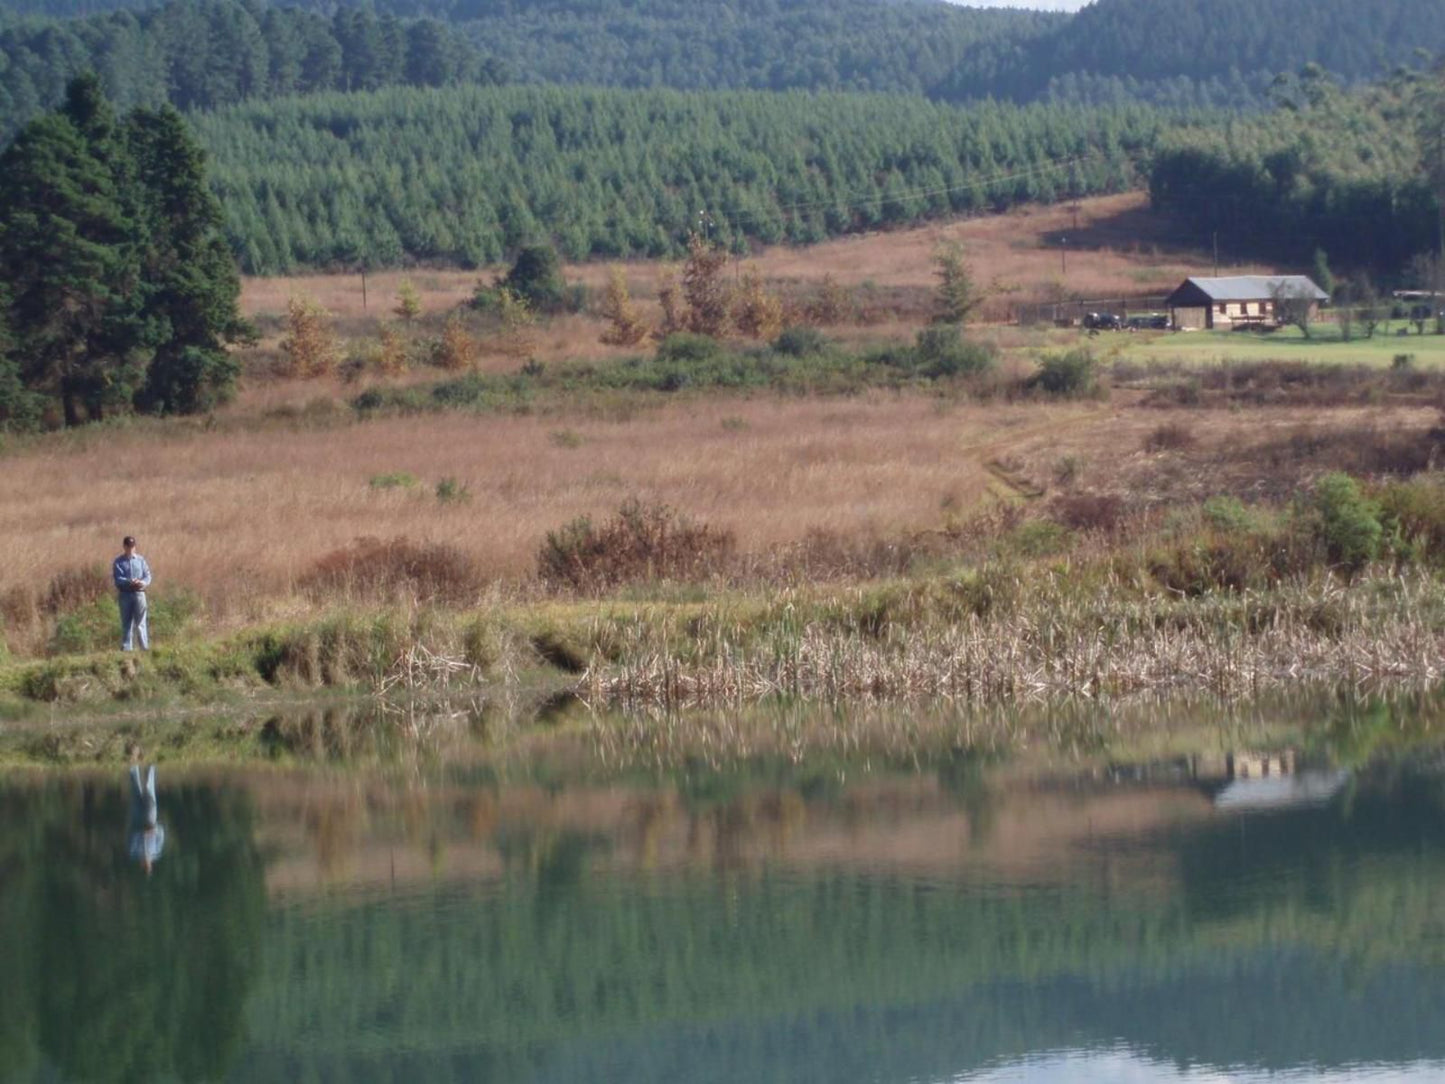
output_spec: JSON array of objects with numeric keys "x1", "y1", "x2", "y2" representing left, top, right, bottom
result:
[{"x1": 2, "y1": 389, "x2": 1425, "y2": 626}]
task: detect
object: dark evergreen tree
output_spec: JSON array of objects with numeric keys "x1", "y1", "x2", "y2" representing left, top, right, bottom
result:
[
  {"x1": 501, "y1": 242, "x2": 568, "y2": 312},
  {"x1": 0, "y1": 74, "x2": 143, "y2": 425},
  {"x1": 127, "y1": 104, "x2": 250, "y2": 414},
  {"x1": 0, "y1": 75, "x2": 248, "y2": 424}
]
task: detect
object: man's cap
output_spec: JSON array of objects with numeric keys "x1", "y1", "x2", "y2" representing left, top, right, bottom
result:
[{"x1": 123, "y1": 536, "x2": 136, "y2": 546}]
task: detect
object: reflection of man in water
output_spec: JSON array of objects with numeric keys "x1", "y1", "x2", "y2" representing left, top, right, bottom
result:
[{"x1": 129, "y1": 764, "x2": 165, "y2": 874}]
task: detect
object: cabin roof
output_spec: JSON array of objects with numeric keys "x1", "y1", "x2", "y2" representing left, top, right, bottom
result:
[{"x1": 1167, "y1": 275, "x2": 1329, "y2": 305}]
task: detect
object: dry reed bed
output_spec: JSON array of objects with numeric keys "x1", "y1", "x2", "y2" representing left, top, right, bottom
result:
[{"x1": 582, "y1": 575, "x2": 1445, "y2": 711}]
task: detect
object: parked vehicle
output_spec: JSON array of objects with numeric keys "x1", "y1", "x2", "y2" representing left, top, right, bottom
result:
[
  {"x1": 1125, "y1": 313, "x2": 1170, "y2": 330},
  {"x1": 1084, "y1": 311, "x2": 1123, "y2": 330}
]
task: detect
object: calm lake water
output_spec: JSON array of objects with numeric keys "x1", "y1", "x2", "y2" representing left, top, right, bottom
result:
[{"x1": 3, "y1": 704, "x2": 1444, "y2": 1083}]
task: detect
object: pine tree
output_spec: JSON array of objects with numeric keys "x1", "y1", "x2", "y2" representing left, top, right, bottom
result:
[
  {"x1": 932, "y1": 241, "x2": 982, "y2": 327},
  {"x1": 395, "y1": 279, "x2": 421, "y2": 322},
  {"x1": 128, "y1": 104, "x2": 250, "y2": 414},
  {"x1": 0, "y1": 75, "x2": 143, "y2": 426}
]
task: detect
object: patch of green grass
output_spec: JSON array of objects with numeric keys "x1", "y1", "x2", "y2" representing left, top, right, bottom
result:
[{"x1": 1118, "y1": 325, "x2": 1445, "y2": 367}]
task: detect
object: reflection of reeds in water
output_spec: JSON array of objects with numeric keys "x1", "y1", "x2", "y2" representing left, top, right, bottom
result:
[{"x1": 584, "y1": 573, "x2": 1445, "y2": 712}]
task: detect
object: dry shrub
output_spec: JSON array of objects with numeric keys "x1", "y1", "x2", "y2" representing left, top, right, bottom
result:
[
  {"x1": 538, "y1": 499, "x2": 736, "y2": 592},
  {"x1": 43, "y1": 565, "x2": 111, "y2": 614},
  {"x1": 1254, "y1": 424, "x2": 1439, "y2": 477},
  {"x1": 732, "y1": 265, "x2": 784, "y2": 341},
  {"x1": 682, "y1": 235, "x2": 731, "y2": 338},
  {"x1": 300, "y1": 536, "x2": 482, "y2": 603},
  {"x1": 806, "y1": 273, "x2": 854, "y2": 325},
  {"x1": 375, "y1": 323, "x2": 410, "y2": 376},
  {"x1": 279, "y1": 296, "x2": 340, "y2": 378},
  {"x1": 1050, "y1": 492, "x2": 1127, "y2": 533},
  {"x1": 655, "y1": 269, "x2": 685, "y2": 339},
  {"x1": 433, "y1": 314, "x2": 477, "y2": 371},
  {"x1": 1143, "y1": 421, "x2": 1196, "y2": 452},
  {"x1": 598, "y1": 266, "x2": 651, "y2": 346},
  {"x1": 1145, "y1": 361, "x2": 1445, "y2": 410}
]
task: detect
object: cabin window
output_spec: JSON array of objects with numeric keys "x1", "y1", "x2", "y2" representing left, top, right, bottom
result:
[{"x1": 1218, "y1": 303, "x2": 1227, "y2": 315}]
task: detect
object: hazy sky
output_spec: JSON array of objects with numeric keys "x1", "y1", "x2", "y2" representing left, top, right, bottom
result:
[{"x1": 954, "y1": 1, "x2": 1092, "y2": 9}]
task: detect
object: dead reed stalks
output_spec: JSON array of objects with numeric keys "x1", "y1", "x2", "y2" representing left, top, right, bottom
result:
[{"x1": 581, "y1": 572, "x2": 1445, "y2": 711}]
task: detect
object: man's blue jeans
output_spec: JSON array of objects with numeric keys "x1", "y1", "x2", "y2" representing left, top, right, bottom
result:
[{"x1": 119, "y1": 591, "x2": 149, "y2": 651}]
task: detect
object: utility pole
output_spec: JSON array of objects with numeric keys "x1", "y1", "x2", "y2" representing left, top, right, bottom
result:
[{"x1": 1060, "y1": 235, "x2": 1067, "y2": 276}]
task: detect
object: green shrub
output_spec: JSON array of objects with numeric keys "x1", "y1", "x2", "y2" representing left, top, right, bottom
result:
[
  {"x1": 1311, "y1": 472, "x2": 1381, "y2": 573},
  {"x1": 913, "y1": 324, "x2": 994, "y2": 378},
  {"x1": 1377, "y1": 476, "x2": 1445, "y2": 566},
  {"x1": 1031, "y1": 348, "x2": 1098, "y2": 397},
  {"x1": 655, "y1": 332, "x2": 723, "y2": 364},
  {"x1": 772, "y1": 325, "x2": 828, "y2": 357},
  {"x1": 1002, "y1": 519, "x2": 1073, "y2": 558},
  {"x1": 1201, "y1": 495, "x2": 1257, "y2": 533}
]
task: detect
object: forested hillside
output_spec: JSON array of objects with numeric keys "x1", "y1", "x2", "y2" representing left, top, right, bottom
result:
[
  {"x1": 1149, "y1": 68, "x2": 1438, "y2": 274},
  {"x1": 0, "y1": 0, "x2": 504, "y2": 144},
  {"x1": 192, "y1": 84, "x2": 1159, "y2": 273},
  {"x1": 5, "y1": 0, "x2": 1445, "y2": 146},
  {"x1": 956, "y1": 0, "x2": 1445, "y2": 106}
]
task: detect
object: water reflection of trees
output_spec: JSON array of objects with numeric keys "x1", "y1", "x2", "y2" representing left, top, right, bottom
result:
[
  {"x1": 0, "y1": 778, "x2": 266, "y2": 1083},
  {"x1": 235, "y1": 762, "x2": 1445, "y2": 1080}
]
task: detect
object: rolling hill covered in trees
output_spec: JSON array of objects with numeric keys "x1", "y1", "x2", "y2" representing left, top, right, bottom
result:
[
  {"x1": 1150, "y1": 67, "x2": 1441, "y2": 274},
  {"x1": 5, "y1": 0, "x2": 1445, "y2": 146},
  {"x1": 193, "y1": 85, "x2": 1159, "y2": 273}
]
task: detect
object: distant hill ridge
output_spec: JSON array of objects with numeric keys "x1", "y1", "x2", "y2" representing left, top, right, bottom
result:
[{"x1": 3, "y1": 0, "x2": 1443, "y2": 139}]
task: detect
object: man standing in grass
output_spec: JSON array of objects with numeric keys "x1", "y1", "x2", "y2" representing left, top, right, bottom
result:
[{"x1": 113, "y1": 535, "x2": 152, "y2": 651}]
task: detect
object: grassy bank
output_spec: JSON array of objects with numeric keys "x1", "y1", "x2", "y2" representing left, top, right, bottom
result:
[{"x1": 5, "y1": 559, "x2": 1445, "y2": 719}]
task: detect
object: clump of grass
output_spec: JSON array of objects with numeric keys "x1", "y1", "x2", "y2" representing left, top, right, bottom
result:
[
  {"x1": 549, "y1": 429, "x2": 585, "y2": 448},
  {"x1": 538, "y1": 499, "x2": 736, "y2": 593},
  {"x1": 1143, "y1": 421, "x2": 1196, "y2": 452},
  {"x1": 370, "y1": 472, "x2": 418, "y2": 490},
  {"x1": 1050, "y1": 492, "x2": 1126, "y2": 534},
  {"x1": 300, "y1": 536, "x2": 482, "y2": 604},
  {"x1": 435, "y1": 476, "x2": 471, "y2": 504}
]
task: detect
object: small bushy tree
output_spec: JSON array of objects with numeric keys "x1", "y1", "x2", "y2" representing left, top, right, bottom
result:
[
  {"x1": 732, "y1": 265, "x2": 783, "y2": 341},
  {"x1": 682, "y1": 233, "x2": 730, "y2": 337},
  {"x1": 1032, "y1": 348, "x2": 1097, "y2": 397},
  {"x1": 932, "y1": 241, "x2": 982, "y2": 327},
  {"x1": 1312, "y1": 471, "x2": 1381, "y2": 573},
  {"x1": 500, "y1": 243, "x2": 567, "y2": 313},
  {"x1": 278, "y1": 296, "x2": 339, "y2": 377},
  {"x1": 394, "y1": 279, "x2": 421, "y2": 322},
  {"x1": 597, "y1": 266, "x2": 650, "y2": 346},
  {"x1": 655, "y1": 268, "x2": 685, "y2": 339},
  {"x1": 432, "y1": 313, "x2": 476, "y2": 371},
  {"x1": 494, "y1": 287, "x2": 537, "y2": 365}
]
